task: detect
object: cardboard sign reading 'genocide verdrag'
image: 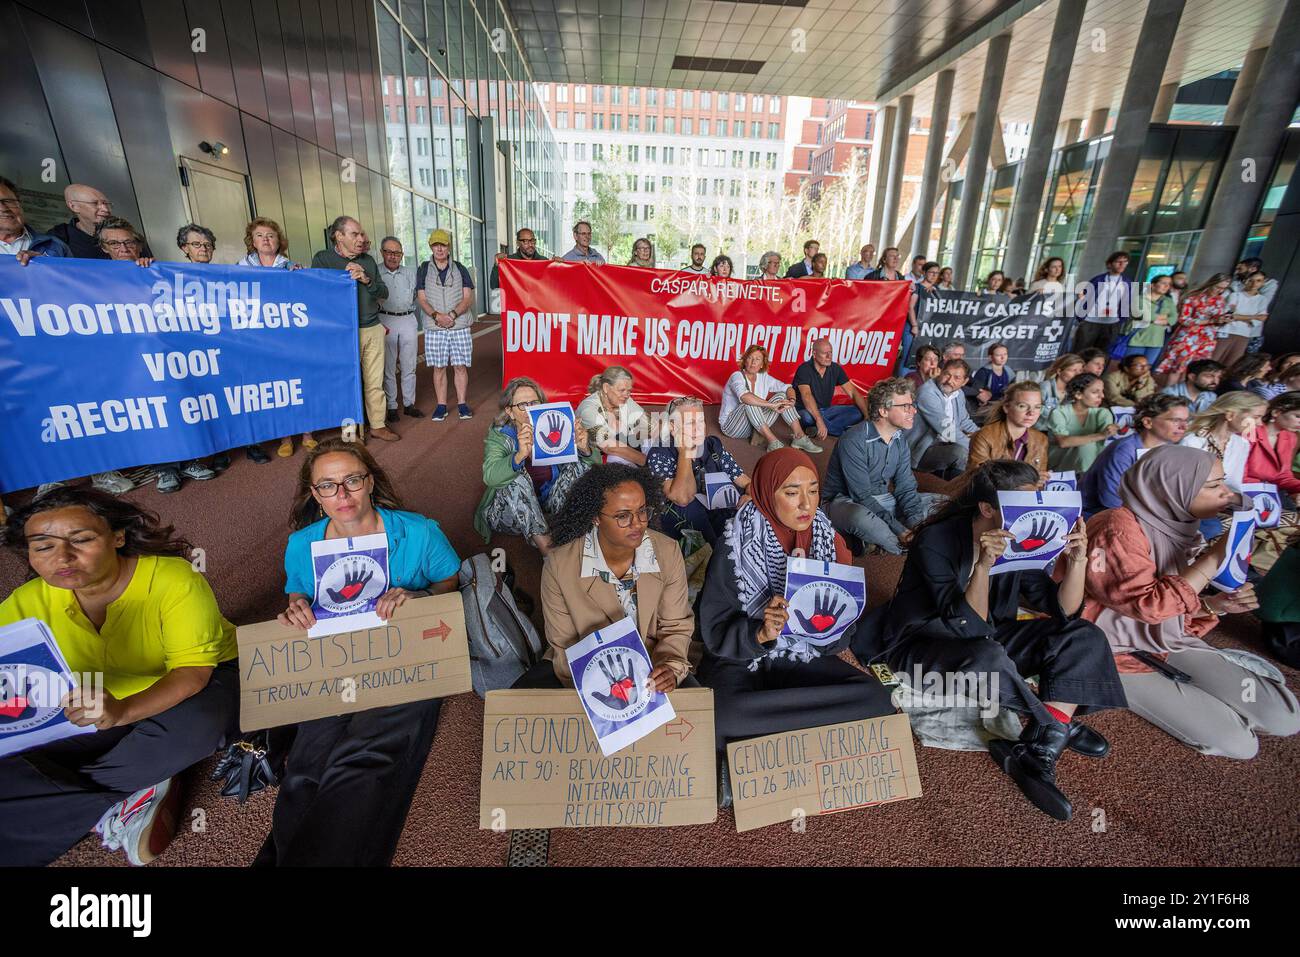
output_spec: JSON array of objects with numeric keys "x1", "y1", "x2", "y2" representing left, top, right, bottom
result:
[
  {"x1": 727, "y1": 713, "x2": 922, "y2": 833},
  {"x1": 237, "y1": 593, "x2": 471, "y2": 731},
  {"x1": 479, "y1": 688, "x2": 716, "y2": 829}
]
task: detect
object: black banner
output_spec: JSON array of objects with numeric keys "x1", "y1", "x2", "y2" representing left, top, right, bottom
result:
[{"x1": 915, "y1": 290, "x2": 1075, "y2": 372}]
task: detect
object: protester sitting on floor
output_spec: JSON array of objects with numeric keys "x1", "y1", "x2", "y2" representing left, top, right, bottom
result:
[
  {"x1": 1161, "y1": 358, "x2": 1223, "y2": 415},
  {"x1": 1180, "y1": 391, "x2": 1267, "y2": 538},
  {"x1": 646, "y1": 396, "x2": 751, "y2": 547},
  {"x1": 909, "y1": 358, "x2": 979, "y2": 478},
  {"x1": 1081, "y1": 393, "x2": 1191, "y2": 517},
  {"x1": 718, "y1": 345, "x2": 821, "y2": 453},
  {"x1": 1256, "y1": 533, "x2": 1300, "y2": 669},
  {"x1": 851, "y1": 460, "x2": 1124, "y2": 821},
  {"x1": 513, "y1": 464, "x2": 697, "y2": 691},
  {"x1": 1245, "y1": 391, "x2": 1300, "y2": 503},
  {"x1": 966, "y1": 380, "x2": 1050, "y2": 486},
  {"x1": 263, "y1": 439, "x2": 460, "y2": 867},
  {"x1": 576, "y1": 366, "x2": 650, "y2": 466},
  {"x1": 793, "y1": 337, "x2": 870, "y2": 439},
  {"x1": 0, "y1": 488, "x2": 239, "y2": 867},
  {"x1": 1250, "y1": 359, "x2": 1300, "y2": 402},
  {"x1": 969, "y1": 342, "x2": 1016, "y2": 420},
  {"x1": 1082, "y1": 445, "x2": 1300, "y2": 759},
  {"x1": 1078, "y1": 348, "x2": 1107, "y2": 378},
  {"x1": 823, "y1": 378, "x2": 943, "y2": 555},
  {"x1": 1221, "y1": 353, "x2": 1271, "y2": 394},
  {"x1": 476, "y1": 377, "x2": 598, "y2": 556},
  {"x1": 1103, "y1": 353, "x2": 1157, "y2": 407},
  {"x1": 1037, "y1": 353, "x2": 1085, "y2": 426},
  {"x1": 1045, "y1": 373, "x2": 1117, "y2": 474},
  {"x1": 904, "y1": 344, "x2": 941, "y2": 392},
  {"x1": 698, "y1": 449, "x2": 895, "y2": 800}
]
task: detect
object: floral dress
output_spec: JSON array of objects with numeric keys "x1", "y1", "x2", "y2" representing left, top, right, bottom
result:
[{"x1": 1155, "y1": 290, "x2": 1229, "y2": 376}]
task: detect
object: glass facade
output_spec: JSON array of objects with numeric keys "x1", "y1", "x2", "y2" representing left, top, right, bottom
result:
[
  {"x1": 376, "y1": 0, "x2": 562, "y2": 278},
  {"x1": 971, "y1": 164, "x2": 1018, "y2": 282}
]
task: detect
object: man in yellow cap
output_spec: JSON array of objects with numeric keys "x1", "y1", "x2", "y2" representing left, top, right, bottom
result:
[{"x1": 415, "y1": 228, "x2": 476, "y2": 421}]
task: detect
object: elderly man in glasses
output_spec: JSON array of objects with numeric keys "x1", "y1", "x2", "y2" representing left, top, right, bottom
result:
[
  {"x1": 822, "y1": 377, "x2": 943, "y2": 555},
  {"x1": 48, "y1": 184, "x2": 154, "y2": 260}
]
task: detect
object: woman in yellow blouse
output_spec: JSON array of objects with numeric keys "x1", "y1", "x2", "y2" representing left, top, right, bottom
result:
[{"x1": 0, "y1": 488, "x2": 238, "y2": 867}]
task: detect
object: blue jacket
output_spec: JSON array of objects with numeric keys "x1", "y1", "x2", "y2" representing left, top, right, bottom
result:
[
  {"x1": 1079, "y1": 272, "x2": 1137, "y2": 323},
  {"x1": 15, "y1": 231, "x2": 71, "y2": 258},
  {"x1": 1080, "y1": 432, "x2": 1142, "y2": 516},
  {"x1": 825, "y1": 420, "x2": 925, "y2": 526}
]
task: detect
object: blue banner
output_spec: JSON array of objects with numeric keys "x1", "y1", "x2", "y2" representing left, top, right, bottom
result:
[{"x1": 0, "y1": 257, "x2": 362, "y2": 492}]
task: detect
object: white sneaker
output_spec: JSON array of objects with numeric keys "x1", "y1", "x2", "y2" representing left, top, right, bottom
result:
[
  {"x1": 91, "y1": 471, "x2": 135, "y2": 495},
  {"x1": 791, "y1": 435, "x2": 824, "y2": 454},
  {"x1": 94, "y1": 777, "x2": 181, "y2": 865},
  {"x1": 766, "y1": 439, "x2": 786, "y2": 452},
  {"x1": 35, "y1": 481, "x2": 67, "y2": 498}
]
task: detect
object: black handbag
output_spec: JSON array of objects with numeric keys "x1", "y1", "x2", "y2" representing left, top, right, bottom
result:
[{"x1": 209, "y1": 733, "x2": 279, "y2": 803}]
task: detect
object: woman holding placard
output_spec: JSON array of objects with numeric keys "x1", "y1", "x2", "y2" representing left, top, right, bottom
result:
[
  {"x1": 1045, "y1": 372, "x2": 1118, "y2": 473},
  {"x1": 261, "y1": 438, "x2": 460, "y2": 866},
  {"x1": 853, "y1": 460, "x2": 1124, "y2": 821},
  {"x1": 0, "y1": 488, "x2": 239, "y2": 866},
  {"x1": 1083, "y1": 445, "x2": 1299, "y2": 758},
  {"x1": 1244, "y1": 391, "x2": 1300, "y2": 502},
  {"x1": 697, "y1": 448, "x2": 894, "y2": 797},
  {"x1": 518, "y1": 464, "x2": 696, "y2": 691},
  {"x1": 477, "y1": 376, "x2": 599, "y2": 556},
  {"x1": 646, "y1": 396, "x2": 752, "y2": 547}
]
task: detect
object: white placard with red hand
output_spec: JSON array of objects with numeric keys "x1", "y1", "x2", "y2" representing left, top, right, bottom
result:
[{"x1": 527, "y1": 401, "x2": 579, "y2": 466}]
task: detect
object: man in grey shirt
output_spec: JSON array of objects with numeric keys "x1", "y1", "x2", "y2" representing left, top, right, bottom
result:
[
  {"x1": 378, "y1": 236, "x2": 422, "y2": 421},
  {"x1": 561, "y1": 220, "x2": 605, "y2": 263},
  {"x1": 909, "y1": 358, "x2": 978, "y2": 477}
]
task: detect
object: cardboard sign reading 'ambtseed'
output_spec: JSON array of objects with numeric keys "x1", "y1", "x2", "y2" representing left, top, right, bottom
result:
[
  {"x1": 727, "y1": 713, "x2": 922, "y2": 832},
  {"x1": 479, "y1": 688, "x2": 716, "y2": 829},
  {"x1": 237, "y1": 592, "x2": 471, "y2": 731}
]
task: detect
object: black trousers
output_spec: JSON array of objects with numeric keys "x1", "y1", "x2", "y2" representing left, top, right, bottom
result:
[
  {"x1": 698, "y1": 653, "x2": 896, "y2": 751},
  {"x1": 255, "y1": 698, "x2": 441, "y2": 867},
  {"x1": 881, "y1": 617, "x2": 1126, "y2": 726},
  {"x1": 0, "y1": 660, "x2": 239, "y2": 867},
  {"x1": 1072, "y1": 320, "x2": 1120, "y2": 356}
]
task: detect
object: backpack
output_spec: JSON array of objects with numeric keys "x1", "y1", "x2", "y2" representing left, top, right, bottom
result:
[{"x1": 457, "y1": 552, "x2": 544, "y2": 697}]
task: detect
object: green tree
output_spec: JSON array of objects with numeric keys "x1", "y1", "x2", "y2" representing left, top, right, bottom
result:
[{"x1": 588, "y1": 172, "x2": 627, "y2": 258}]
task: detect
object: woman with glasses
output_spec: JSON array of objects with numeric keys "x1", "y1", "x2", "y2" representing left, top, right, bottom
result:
[
  {"x1": 476, "y1": 376, "x2": 598, "y2": 556},
  {"x1": 965, "y1": 380, "x2": 1050, "y2": 486},
  {"x1": 260, "y1": 438, "x2": 460, "y2": 866},
  {"x1": 698, "y1": 448, "x2": 895, "y2": 801},
  {"x1": 514, "y1": 464, "x2": 696, "y2": 690},
  {"x1": 238, "y1": 217, "x2": 315, "y2": 459},
  {"x1": 627, "y1": 237, "x2": 655, "y2": 268},
  {"x1": 646, "y1": 396, "x2": 751, "y2": 547}
]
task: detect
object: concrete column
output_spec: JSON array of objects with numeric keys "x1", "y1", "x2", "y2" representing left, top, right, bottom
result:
[
  {"x1": 950, "y1": 32, "x2": 1012, "y2": 289},
  {"x1": 1192, "y1": 3, "x2": 1300, "y2": 275},
  {"x1": 1223, "y1": 45, "x2": 1269, "y2": 126},
  {"x1": 1084, "y1": 107, "x2": 1110, "y2": 139},
  {"x1": 1003, "y1": 0, "x2": 1088, "y2": 282},
  {"x1": 1152, "y1": 82, "x2": 1179, "y2": 123},
  {"x1": 912, "y1": 70, "x2": 955, "y2": 260},
  {"x1": 880, "y1": 94, "x2": 914, "y2": 249},
  {"x1": 1076, "y1": 0, "x2": 1186, "y2": 281},
  {"x1": 866, "y1": 105, "x2": 896, "y2": 249},
  {"x1": 1060, "y1": 118, "x2": 1082, "y2": 147}
]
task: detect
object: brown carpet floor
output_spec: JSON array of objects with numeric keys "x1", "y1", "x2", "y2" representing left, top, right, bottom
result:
[{"x1": 5, "y1": 321, "x2": 1297, "y2": 867}]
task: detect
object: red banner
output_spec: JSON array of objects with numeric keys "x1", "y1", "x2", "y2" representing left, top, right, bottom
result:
[{"x1": 499, "y1": 260, "x2": 911, "y2": 405}]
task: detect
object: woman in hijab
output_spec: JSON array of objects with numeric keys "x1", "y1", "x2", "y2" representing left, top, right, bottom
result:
[
  {"x1": 697, "y1": 449, "x2": 896, "y2": 801},
  {"x1": 1083, "y1": 445, "x2": 1300, "y2": 758},
  {"x1": 852, "y1": 460, "x2": 1125, "y2": 821}
]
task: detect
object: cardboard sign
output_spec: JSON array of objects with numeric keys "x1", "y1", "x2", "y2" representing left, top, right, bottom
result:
[
  {"x1": 1210, "y1": 510, "x2": 1255, "y2": 593},
  {"x1": 1044, "y1": 470, "x2": 1076, "y2": 492},
  {"x1": 237, "y1": 592, "x2": 471, "y2": 731},
  {"x1": 479, "y1": 688, "x2": 716, "y2": 829},
  {"x1": 309, "y1": 532, "x2": 390, "y2": 637},
  {"x1": 778, "y1": 556, "x2": 867, "y2": 650},
  {"x1": 992, "y1": 490, "x2": 1082, "y2": 575},
  {"x1": 727, "y1": 712, "x2": 922, "y2": 833},
  {"x1": 0, "y1": 619, "x2": 95, "y2": 759},
  {"x1": 698, "y1": 470, "x2": 741, "y2": 510},
  {"x1": 528, "y1": 401, "x2": 579, "y2": 465},
  {"x1": 565, "y1": 616, "x2": 675, "y2": 755},
  {"x1": 1242, "y1": 483, "x2": 1281, "y2": 529}
]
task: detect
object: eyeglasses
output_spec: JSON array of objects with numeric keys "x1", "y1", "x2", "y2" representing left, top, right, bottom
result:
[
  {"x1": 73, "y1": 199, "x2": 112, "y2": 209},
  {"x1": 184, "y1": 241, "x2": 214, "y2": 251},
  {"x1": 312, "y1": 473, "x2": 370, "y2": 497},
  {"x1": 101, "y1": 239, "x2": 139, "y2": 249},
  {"x1": 601, "y1": 507, "x2": 652, "y2": 528},
  {"x1": 511, "y1": 399, "x2": 542, "y2": 410},
  {"x1": 889, "y1": 402, "x2": 917, "y2": 412}
]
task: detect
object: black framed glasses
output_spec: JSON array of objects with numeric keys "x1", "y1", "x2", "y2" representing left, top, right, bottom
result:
[
  {"x1": 601, "y1": 507, "x2": 652, "y2": 528},
  {"x1": 511, "y1": 399, "x2": 543, "y2": 410},
  {"x1": 890, "y1": 402, "x2": 917, "y2": 412},
  {"x1": 312, "y1": 473, "x2": 369, "y2": 497}
]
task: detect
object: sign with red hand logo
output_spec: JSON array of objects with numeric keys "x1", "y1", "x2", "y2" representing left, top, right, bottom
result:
[
  {"x1": 1242, "y1": 483, "x2": 1280, "y2": 529},
  {"x1": 992, "y1": 490, "x2": 1082, "y2": 576},
  {"x1": 565, "y1": 616, "x2": 674, "y2": 756},
  {"x1": 526, "y1": 401, "x2": 579, "y2": 466},
  {"x1": 309, "y1": 533, "x2": 390, "y2": 637},
  {"x1": 778, "y1": 557, "x2": 867, "y2": 650},
  {"x1": 0, "y1": 618, "x2": 95, "y2": 759}
]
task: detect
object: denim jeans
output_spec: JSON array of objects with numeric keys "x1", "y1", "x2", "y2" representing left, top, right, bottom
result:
[{"x1": 798, "y1": 404, "x2": 863, "y2": 436}]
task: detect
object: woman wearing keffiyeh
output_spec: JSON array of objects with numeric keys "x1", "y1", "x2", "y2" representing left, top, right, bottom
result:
[{"x1": 697, "y1": 449, "x2": 894, "y2": 802}]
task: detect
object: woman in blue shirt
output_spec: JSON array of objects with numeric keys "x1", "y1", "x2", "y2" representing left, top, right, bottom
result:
[{"x1": 258, "y1": 439, "x2": 460, "y2": 867}]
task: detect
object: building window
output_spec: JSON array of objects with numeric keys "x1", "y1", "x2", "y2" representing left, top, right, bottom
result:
[
  {"x1": 644, "y1": 176, "x2": 655, "y2": 192},
  {"x1": 728, "y1": 208, "x2": 739, "y2": 225},
  {"x1": 731, "y1": 150, "x2": 742, "y2": 168},
  {"x1": 575, "y1": 112, "x2": 587, "y2": 129},
  {"x1": 561, "y1": 142, "x2": 569, "y2": 159},
  {"x1": 629, "y1": 88, "x2": 640, "y2": 106},
  {"x1": 625, "y1": 174, "x2": 636, "y2": 190},
  {"x1": 557, "y1": 85, "x2": 568, "y2": 102},
  {"x1": 612, "y1": 87, "x2": 621, "y2": 105},
  {"x1": 576, "y1": 172, "x2": 587, "y2": 189},
  {"x1": 575, "y1": 143, "x2": 587, "y2": 160},
  {"x1": 697, "y1": 179, "x2": 707, "y2": 195},
  {"x1": 751, "y1": 121, "x2": 761, "y2": 137},
  {"x1": 592, "y1": 143, "x2": 603, "y2": 160},
  {"x1": 699, "y1": 148, "x2": 708, "y2": 166},
  {"x1": 766, "y1": 152, "x2": 776, "y2": 169},
  {"x1": 647, "y1": 115, "x2": 657, "y2": 133},
  {"x1": 714, "y1": 149, "x2": 725, "y2": 165},
  {"x1": 629, "y1": 144, "x2": 639, "y2": 162},
  {"x1": 593, "y1": 113, "x2": 604, "y2": 130},
  {"x1": 713, "y1": 178, "x2": 724, "y2": 195},
  {"x1": 768, "y1": 123, "x2": 779, "y2": 138},
  {"x1": 665, "y1": 116, "x2": 675, "y2": 134},
  {"x1": 648, "y1": 88, "x2": 658, "y2": 106},
  {"x1": 701, "y1": 91, "x2": 711, "y2": 109},
  {"x1": 647, "y1": 145, "x2": 657, "y2": 162},
  {"x1": 748, "y1": 151, "x2": 759, "y2": 168},
  {"x1": 666, "y1": 89, "x2": 676, "y2": 107},
  {"x1": 629, "y1": 115, "x2": 640, "y2": 131},
  {"x1": 612, "y1": 114, "x2": 623, "y2": 131},
  {"x1": 664, "y1": 147, "x2": 674, "y2": 163},
  {"x1": 661, "y1": 175, "x2": 673, "y2": 188},
  {"x1": 736, "y1": 94, "x2": 746, "y2": 112},
  {"x1": 733, "y1": 120, "x2": 744, "y2": 137},
  {"x1": 683, "y1": 91, "x2": 693, "y2": 108},
  {"x1": 770, "y1": 96, "x2": 780, "y2": 113},
  {"x1": 594, "y1": 86, "x2": 605, "y2": 105},
  {"x1": 575, "y1": 86, "x2": 586, "y2": 103},
  {"x1": 626, "y1": 203, "x2": 637, "y2": 220},
  {"x1": 728, "y1": 179, "x2": 740, "y2": 197},
  {"x1": 700, "y1": 119, "x2": 710, "y2": 136},
  {"x1": 557, "y1": 112, "x2": 568, "y2": 129},
  {"x1": 682, "y1": 118, "x2": 692, "y2": 135}
]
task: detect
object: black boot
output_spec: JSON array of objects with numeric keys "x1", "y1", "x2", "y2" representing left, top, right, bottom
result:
[
  {"x1": 717, "y1": 756, "x2": 733, "y2": 809},
  {"x1": 1066, "y1": 720, "x2": 1109, "y2": 758},
  {"x1": 988, "y1": 719, "x2": 1073, "y2": 821}
]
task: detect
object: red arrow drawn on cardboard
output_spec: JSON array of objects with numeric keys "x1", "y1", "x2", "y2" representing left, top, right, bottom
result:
[
  {"x1": 422, "y1": 620, "x2": 451, "y2": 642},
  {"x1": 664, "y1": 716, "x2": 693, "y2": 741}
]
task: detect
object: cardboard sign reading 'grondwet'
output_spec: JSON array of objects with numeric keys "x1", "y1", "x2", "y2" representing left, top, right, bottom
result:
[
  {"x1": 237, "y1": 593, "x2": 470, "y2": 730},
  {"x1": 479, "y1": 688, "x2": 716, "y2": 829},
  {"x1": 727, "y1": 712, "x2": 922, "y2": 833}
]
